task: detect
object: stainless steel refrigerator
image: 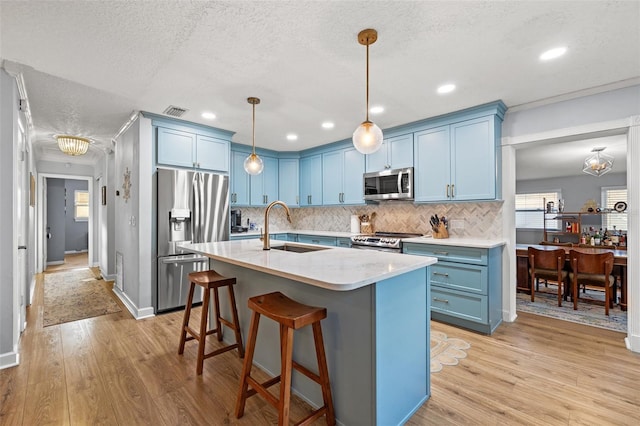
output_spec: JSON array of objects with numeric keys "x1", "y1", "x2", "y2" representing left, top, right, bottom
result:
[{"x1": 156, "y1": 168, "x2": 229, "y2": 313}]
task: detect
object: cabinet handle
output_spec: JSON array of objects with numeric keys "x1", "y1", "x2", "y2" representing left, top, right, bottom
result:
[
  {"x1": 433, "y1": 272, "x2": 449, "y2": 277},
  {"x1": 451, "y1": 184, "x2": 455, "y2": 198},
  {"x1": 197, "y1": 163, "x2": 201, "y2": 168},
  {"x1": 308, "y1": 195, "x2": 311, "y2": 205},
  {"x1": 296, "y1": 196, "x2": 299, "y2": 204},
  {"x1": 312, "y1": 239, "x2": 320, "y2": 244},
  {"x1": 433, "y1": 297, "x2": 449, "y2": 304},
  {"x1": 433, "y1": 251, "x2": 449, "y2": 255},
  {"x1": 446, "y1": 184, "x2": 450, "y2": 198}
]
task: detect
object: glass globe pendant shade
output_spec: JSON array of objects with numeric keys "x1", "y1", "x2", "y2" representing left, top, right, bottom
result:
[
  {"x1": 244, "y1": 153, "x2": 264, "y2": 175},
  {"x1": 352, "y1": 120, "x2": 383, "y2": 154}
]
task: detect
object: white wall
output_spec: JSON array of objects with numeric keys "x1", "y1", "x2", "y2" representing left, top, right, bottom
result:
[
  {"x1": 97, "y1": 150, "x2": 116, "y2": 279},
  {"x1": 113, "y1": 115, "x2": 154, "y2": 318},
  {"x1": 0, "y1": 69, "x2": 19, "y2": 368}
]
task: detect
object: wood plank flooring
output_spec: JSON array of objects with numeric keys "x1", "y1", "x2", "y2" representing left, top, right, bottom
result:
[{"x1": 1, "y1": 270, "x2": 639, "y2": 425}]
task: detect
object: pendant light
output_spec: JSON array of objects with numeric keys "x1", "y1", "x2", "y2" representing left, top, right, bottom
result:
[
  {"x1": 244, "y1": 97, "x2": 264, "y2": 175},
  {"x1": 56, "y1": 135, "x2": 90, "y2": 156},
  {"x1": 352, "y1": 29, "x2": 383, "y2": 155}
]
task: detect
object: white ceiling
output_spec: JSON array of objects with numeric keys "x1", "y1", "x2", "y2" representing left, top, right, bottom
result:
[{"x1": 1, "y1": 1, "x2": 639, "y2": 174}]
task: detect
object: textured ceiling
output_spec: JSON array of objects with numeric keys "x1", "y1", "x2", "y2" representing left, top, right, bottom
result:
[{"x1": 1, "y1": 1, "x2": 639, "y2": 172}]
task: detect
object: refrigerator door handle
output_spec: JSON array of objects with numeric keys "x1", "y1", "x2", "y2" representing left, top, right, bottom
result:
[{"x1": 160, "y1": 256, "x2": 209, "y2": 264}]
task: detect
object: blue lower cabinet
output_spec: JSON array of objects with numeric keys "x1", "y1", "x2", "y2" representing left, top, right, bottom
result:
[
  {"x1": 403, "y1": 242, "x2": 502, "y2": 334},
  {"x1": 297, "y1": 234, "x2": 337, "y2": 246},
  {"x1": 336, "y1": 237, "x2": 351, "y2": 248},
  {"x1": 230, "y1": 234, "x2": 260, "y2": 240}
]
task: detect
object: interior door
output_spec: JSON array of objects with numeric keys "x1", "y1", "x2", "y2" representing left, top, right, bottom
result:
[{"x1": 16, "y1": 127, "x2": 27, "y2": 332}]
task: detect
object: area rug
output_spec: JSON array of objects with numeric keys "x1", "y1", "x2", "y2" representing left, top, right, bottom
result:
[
  {"x1": 43, "y1": 268, "x2": 121, "y2": 327},
  {"x1": 516, "y1": 284, "x2": 626, "y2": 333},
  {"x1": 431, "y1": 330, "x2": 470, "y2": 373}
]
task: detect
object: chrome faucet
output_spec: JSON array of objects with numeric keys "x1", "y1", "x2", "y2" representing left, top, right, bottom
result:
[{"x1": 261, "y1": 200, "x2": 292, "y2": 250}]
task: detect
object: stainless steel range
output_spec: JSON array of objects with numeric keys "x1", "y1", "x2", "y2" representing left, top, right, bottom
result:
[{"x1": 350, "y1": 231, "x2": 423, "y2": 252}]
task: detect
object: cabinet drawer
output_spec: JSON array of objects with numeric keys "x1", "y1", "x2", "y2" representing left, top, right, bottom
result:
[
  {"x1": 430, "y1": 262, "x2": 487, "y2": 294},
  {"x1": 336, "y1": 237, "x2": 351, "y2": 248},
  {"x1": 297, "y1": 235, "x2": 336, "y2": 246},
  {"x1": 431, "y1": 287, "x2": 487, "y2": 324},
  {"x1": 403, "y1": 243, "x2": 487, "y2": 265}
]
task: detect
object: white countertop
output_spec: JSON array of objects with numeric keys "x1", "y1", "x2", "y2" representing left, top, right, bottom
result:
[
  {"x1": 231, "y1": 229, "x2": 356, "y2": 238},
  {"x1": 402, "y1": 236, "x2": 506, "y2": 249},
  {"x1": 179, "y1": 239, "x2": 437, "y2": 291}
]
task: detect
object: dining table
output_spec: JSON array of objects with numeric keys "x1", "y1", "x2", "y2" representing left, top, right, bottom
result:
[{"x1": 515, "y1": 244, "x2": 628, "y2": 310}]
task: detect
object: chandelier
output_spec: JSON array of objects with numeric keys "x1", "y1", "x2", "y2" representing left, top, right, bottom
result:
[
  {"x1": 583, "y1": 147, "x2": 614, "y2": 177},
  {"x1": 56, "y1": 135, "x2": 90, "y2": 156}
]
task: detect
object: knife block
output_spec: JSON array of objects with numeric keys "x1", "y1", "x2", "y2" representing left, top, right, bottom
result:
[{"x1": 432, "y1": 223, "x2": 449, "y2": 239}]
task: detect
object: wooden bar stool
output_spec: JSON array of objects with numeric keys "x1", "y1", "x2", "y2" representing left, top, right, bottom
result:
[
  {"x1": 178, "y1": 270, "x2": 244, "y2": 375},
  {"x1": 235, "y1": 291, "x2": 335, "y2": 426}
]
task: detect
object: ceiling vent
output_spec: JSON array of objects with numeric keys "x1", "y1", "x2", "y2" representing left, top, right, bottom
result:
[{"x1": 162, "y1": 105, "x2": 188, "y2": 117}]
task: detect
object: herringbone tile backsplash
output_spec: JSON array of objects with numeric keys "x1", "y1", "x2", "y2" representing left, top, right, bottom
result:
[{"x1": 236, "y1": 201, "x2": 503, "y2": 238}]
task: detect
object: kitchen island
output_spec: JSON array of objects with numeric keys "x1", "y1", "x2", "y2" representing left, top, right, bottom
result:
[{"x1": 180, "y1": 239, "x2": 437, "y2": 426}]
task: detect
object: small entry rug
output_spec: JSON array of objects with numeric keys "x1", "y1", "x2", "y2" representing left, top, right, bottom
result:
[
  {"x1": 43, "y1": 268, "x2": 121, "y2": 327},
  {"x1": 516, "y1": 284, "x2": 626, "y2": 333},
  {"x1": 431, "y1": 331, "x2": 470, "y2": 373}
]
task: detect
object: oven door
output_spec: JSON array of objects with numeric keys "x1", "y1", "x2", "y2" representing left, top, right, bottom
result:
[{"x1": 350, "y1": 244, "x2": 401, "y2": 253}]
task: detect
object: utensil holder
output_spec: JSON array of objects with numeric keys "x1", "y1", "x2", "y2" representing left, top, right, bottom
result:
[
  {"x1": 361, "y1": 222, "x2": 373, "y2": 234},
  {"x1": 432, "y1": 223, "x2": 449, "y2": 239}
]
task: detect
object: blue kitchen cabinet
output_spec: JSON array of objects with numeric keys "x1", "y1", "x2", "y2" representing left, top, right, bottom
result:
[
  {"x1": 297, "y1": 234, "x2": 337, "y2": 246},
  {"x1": 157, "y1": 127, "x2": 196, "y2": 169},
  {"x1": 299, "y1": 154, "x2": 323, "y2": 206},
  {"x1": 230, "y1": 150, "x2": 250, "y2": 206},
  {"x1": 403, "y1": 242, "x2": 502, "y2": 334},
  {"x1": 365, "y1": 133, "x2": 414, "y2": 172},
  {"x1": 322, "y1": 147, "x2": 365, "y2": 205},
  {"x1": 337, "y1": 237, "x2": 351, "y2": 248},
  {"x1": 250, "y1": 155, "x2": 279, "y2": 206},
  {"x1": 278, "y1": 158, "x2": 299, "y2": 207},
  {"x1": 196, "y1": 135, "x2": 230, "y2": 172},
  {"x1": 157, "y1": 126, "x2": 229, "y2": 173},
  {"x1": 414, "y1": 116, "x2": 497, "y2": 202}
]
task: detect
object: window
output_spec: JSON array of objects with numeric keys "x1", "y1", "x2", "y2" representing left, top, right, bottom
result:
[
  {"x1": 601, "y1": 187, "x2": 627, "y2": 231},
  {"x1": 74, "y1": 190, "x2": 89, "y2": 221},
  {"x1": 516, "y1": 191, "x2": 562, "y2": 229}
]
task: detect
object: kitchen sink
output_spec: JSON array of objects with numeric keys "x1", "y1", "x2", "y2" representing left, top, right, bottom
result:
[{"x1": 270, "y1": 244, "x2": 330, "y2": 253}]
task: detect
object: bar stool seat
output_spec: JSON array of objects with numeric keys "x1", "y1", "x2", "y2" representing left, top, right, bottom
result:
[
  {"x1": 178, "y1": 270, "x2": 244, "y2": 375},
  {"x1": 235, "y1": 291, "x2": 335, "y2": 426}
]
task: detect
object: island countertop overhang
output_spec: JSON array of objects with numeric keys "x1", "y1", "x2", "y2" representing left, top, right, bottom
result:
[{"x1": 179, "y1": 240, "x2": 437, "y2": 291}]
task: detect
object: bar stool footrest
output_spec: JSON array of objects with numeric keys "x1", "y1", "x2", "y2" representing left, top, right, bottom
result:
[
  {"x1": 292, "y1": 360, "x2": 321, "y2": 384},
  {"x1": 246, "y1": 375, "x2": 281, "y2": 407},
  {"x1": 203, "y1": 343, "x2": 240, "y2": 360},
  {"x1": 296, "y1": 407, "x2": 328, "y2": 426}
]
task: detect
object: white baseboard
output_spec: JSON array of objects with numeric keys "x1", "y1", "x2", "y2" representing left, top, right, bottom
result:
[
  {"x1": 0, "y1": 349, "x2": 20, "y2": 370},
  {"x1": 112, "y1": 287, "x2": 155, "y2": 320},
  {"x1": 625, "y1": 333, "x2": 640, "y2": 353},
  {"x1": 46, "y1": 260, "x2": 64, "y2": 266},
  {"x1": 64, "y1": 250, "x2": 88, "y2": 254}
]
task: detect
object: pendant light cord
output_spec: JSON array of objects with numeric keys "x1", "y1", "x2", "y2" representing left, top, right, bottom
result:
[
  {"x1": 252, "y1": 102, "x2": 256, "y2": 155},
  {"x1": 365, "y1": 38, "x2": 370, "y2": 123}
]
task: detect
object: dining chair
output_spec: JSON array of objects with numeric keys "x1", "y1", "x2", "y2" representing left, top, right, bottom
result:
[
  {"x1": 568, "y1": 250, "x2": 615, "y2": 315},
  {"x1": 528, "y1": 247, "x2": 567, "y2": 306}
]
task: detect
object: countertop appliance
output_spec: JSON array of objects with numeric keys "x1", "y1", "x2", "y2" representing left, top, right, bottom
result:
[
  {"x1": 156, "y1": 168, "x2": 229, "y2": 313},
  {"x1": 350, "y1": 231, "x2": 423, "y2": 253},
  {"x1": 363, "y1": 167, "x2": 414, "y2": 201},
  {"x1": 231, "y1": 209, "x2": 246, "y2": 233}
]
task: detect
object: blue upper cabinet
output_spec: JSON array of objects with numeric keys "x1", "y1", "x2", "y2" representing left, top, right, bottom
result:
[
  {"x1": 322, "y1": 146, "x2": 365, "y2": 205},
  {"x1": 196, "y1": 135, "x2": 230, "y2": 172},
  {"x1": 156, "y1": 125, "x2": 230, "y2": 173},
  {"x1": 414, "y1": 115, "x2": 498, "y2": 202},
  {"x1": 299, "y1": 154, "x2": 323, "y2": 206},
  {"x1": 278, "y1": 158, "x2": 299, "y2": 207},
  {"x1": 230, "y1": 149, "x2": 250, "y2": 206},
  {"x1": 365, "y1": 134, "x2": 414, "y2": 172},
  {"x1": 250, "y1": 155, "x2": 279, "y2": 206},
  {"x1": 157, "y1": 127, "x2": 196, "y2": 169},
  {"x1": 414, "y1": 126, "x2": 451, "y2": 202}
]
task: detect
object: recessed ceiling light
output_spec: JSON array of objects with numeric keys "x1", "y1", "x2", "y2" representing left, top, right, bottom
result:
[
  {"x1": 370, "y1": 106, "x2": 385, "y2": 114},
  {"x1": 286, "y1": 133, "x2": 298, "y2": 141},
  {"x1": 539, "y1": 46, "x2": 567, "y2": 61},
  {"x1": 201, "y1": 111, "x2": 216, "y2": 120},
  {"x1": 322, "y1": 122, "x2": 335, "y2": 129},
  {"x1": 437, "y1": 84, "x2": 456, "y2": 94}
]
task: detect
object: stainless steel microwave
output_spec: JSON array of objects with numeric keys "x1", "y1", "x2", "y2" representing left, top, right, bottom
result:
[{"x1": 363, "y1": 167, "x2": 414, "y2": 201}]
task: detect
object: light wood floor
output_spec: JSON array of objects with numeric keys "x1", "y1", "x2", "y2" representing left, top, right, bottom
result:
[
  {"x1": 44, "y1": 252, "x2": 88, "y2": 273},
  {"x1": 1, "y1": 271, "x2": 639, "y2": 425}
]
